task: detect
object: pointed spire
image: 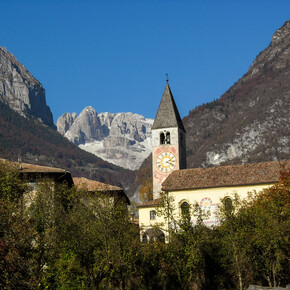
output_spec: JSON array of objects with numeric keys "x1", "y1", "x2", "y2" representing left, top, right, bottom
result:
[{"x1": 152, "y1": 80, "x2": 185, "y2": 132}]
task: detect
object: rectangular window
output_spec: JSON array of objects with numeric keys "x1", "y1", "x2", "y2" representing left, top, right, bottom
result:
[
  {"x1": 28, "y1": 182, "x2": 39, "y2": 190},
  {"x1": 150, "y1": 210, "x2": 156, "y2": 220}
]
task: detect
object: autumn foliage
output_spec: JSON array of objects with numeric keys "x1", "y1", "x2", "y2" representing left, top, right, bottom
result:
[
  {"x1": 137, "y1": 167, "x2": 153, "y2": 203},
  {"x1": 0, "y1": 159, "x2": 289, "y2": 289}
]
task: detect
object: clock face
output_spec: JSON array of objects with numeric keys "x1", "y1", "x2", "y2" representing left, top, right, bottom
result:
[{"x1": 157, "y1": 152, "x2": 176, "y2": 173}]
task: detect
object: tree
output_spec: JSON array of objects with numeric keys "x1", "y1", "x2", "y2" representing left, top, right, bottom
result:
[
  {"x1": 217, "y1": 194, "x2": 250, "y2": 290},
  {"x1": 37, "y1": 188, "x2": 141, "y2": 289},
  {"x1": 137, "y1": 167, "x2": 153, "y2": 203},
  {"x1": 241, "y1": 169, "x2": 290, "y2": 287},
  {"x1": 0, "y1": 160, "x2": 37, "y2": 289},
  {"x1": 218, "y1": 169, "x2": 290, "y2": 288},
  {"x1": 156, "y1": 191, "x2": 218, "y2": 289}
]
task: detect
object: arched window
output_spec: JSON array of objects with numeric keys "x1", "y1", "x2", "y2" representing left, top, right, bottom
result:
[
  {"x1": 166, "y1": 132, "x2": 171, "y2": 144},
  {"x1": 160, "y1": 133, "x2": 166, "y2": 144},
  {"x1": 181, "y1": 201, "x2": 190, "y2": 216},
  {"x1": 224, "y1": 197, "x2": 233, "y2": 211},
  {"x1": 160, "y1": 131, "x2": 171, "y2": 144},
  {"x1": 142, "y1": 228, "x2": 165, "y2": 243}
]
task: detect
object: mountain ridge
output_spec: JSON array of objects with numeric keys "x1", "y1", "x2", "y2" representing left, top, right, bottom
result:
[
  {"x1": 57, "y1": 107, "x2": 153, "y2": 170},
  {"x1": 0, "y1": 21, "x2": 289, "y2": 201},
  {"x1": 183, "y1": 20, "x2": 290, "y2": 168}
]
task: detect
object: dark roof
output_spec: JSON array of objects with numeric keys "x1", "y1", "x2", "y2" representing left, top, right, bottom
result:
[
  {"x1": 162, "y1": 160, "x2": 290, "y2": 191},
  {"x1": 152, "y1": 81, "x2": 185, "y2": 131}
]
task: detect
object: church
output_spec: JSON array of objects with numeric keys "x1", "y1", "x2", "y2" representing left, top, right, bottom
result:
[{"x1": 138, "y1": 80, "x2": 289, "y2": 243}]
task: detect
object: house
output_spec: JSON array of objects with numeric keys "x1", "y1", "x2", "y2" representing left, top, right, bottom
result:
[
  {"x1": 0, "y1": 159, "x2": 74, "y2": 207},
  {"x1": 0, "y1": 158, "x2": 129, "y2": 207},
  {"x1": 19, "y1": 162, "x2": 73, "y2": 186},
  {"x1": 0, "y1": 158, "x2": 73, "y2": 187},
  {"x1": 137, "y1": 81, "x2": 290, "y2": 243},
  {"x1": 73, "y1": 177, "x2": 130, "y2": 206}
]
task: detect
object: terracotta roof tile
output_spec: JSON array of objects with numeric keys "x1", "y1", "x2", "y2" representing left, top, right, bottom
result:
[
  {"x1": 20, "y1": 163, "x2": 67, "y2": 173},
  {"x1": 162, "y1": 160, "x2": 290, "y2": 191},
  {"x1": 0, "y1": 158, "x2": 67, "y2": 173},
  {"x1": 73, "y1": 177, "x2": 123, "y2": 192}
]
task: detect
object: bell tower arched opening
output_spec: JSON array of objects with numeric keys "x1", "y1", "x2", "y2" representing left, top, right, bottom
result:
[{"x1": 160, "y1": 131, "x2": 171, "y2": 145}]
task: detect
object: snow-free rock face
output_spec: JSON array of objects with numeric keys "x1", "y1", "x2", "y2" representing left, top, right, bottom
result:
[
  {"x1": 63, "y1": 107, "x2": 106, "y2": 144},
  {"x1": 0, "y1": 47, "x2": 55, "y2": 128},
  {"x1": 56, "y1": 112, "x2": 77, "y2": 135},
  {"x1": 57, "y1": 107, "x2": 153, "y2": 170}
]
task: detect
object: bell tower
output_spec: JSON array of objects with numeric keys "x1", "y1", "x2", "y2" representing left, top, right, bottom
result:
[{"x1": 152, "y1": 79, "x2": 186, "y2": 199}]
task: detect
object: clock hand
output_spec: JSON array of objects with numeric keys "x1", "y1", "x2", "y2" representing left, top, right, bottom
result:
[{"x1": 164, "y1": 160, "x2": 174, "y2": 166}]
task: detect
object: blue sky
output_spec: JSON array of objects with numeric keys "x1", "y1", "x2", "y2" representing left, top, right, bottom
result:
[{"x1": 1, "y1": 0, "x2": 289, "y2": 122}]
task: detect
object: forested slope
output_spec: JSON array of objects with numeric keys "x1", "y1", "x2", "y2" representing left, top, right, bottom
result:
[
  {"x1": 0, "y1": 101, "x2": 135, "y2": 195},
  {"x1": 183, "y1": 20, "x2": 290, "y2": 168}
]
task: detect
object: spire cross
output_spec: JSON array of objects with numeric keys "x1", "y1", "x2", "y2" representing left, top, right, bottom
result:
[{"x1": 166, "y1": 74, "x2": 169, "y2": 83}]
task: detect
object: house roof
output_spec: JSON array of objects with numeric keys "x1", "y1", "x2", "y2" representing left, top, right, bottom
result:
[
  {"x1": 0, "y1": 158, "x2": 73, "y2": 186},
  {"x1": 73, "y1": 177, "x2": 123, "y2": 192},
  {"x1": 137, "y1": 198, "x2": 162, "y2": 208},
  {"x1": 73, "y1": 177, "x2": 130, "y2": 205},
  {"x1": 152, "y1": 81, "x2": 185, "y2": 132},
  {"x1": 0, "y1": 158, "x2": 67, "y2": 173},
  {"x1": 20, "y1": 163, "x2": 67, "y2": 173},
  {"x1": 162, "y1": 160, "x2": 290, "y2": 191}
]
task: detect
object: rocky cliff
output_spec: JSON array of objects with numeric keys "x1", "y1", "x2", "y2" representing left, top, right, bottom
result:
[
  {"x1": 57, "y1": 107, "x2": 153, "y2": 170},
  {"x1": 183, "y1": 20, "x2": 290, "y2": 168},
  {"x1": 0, "y1": 47, "x2": 55, "y2": 128}
]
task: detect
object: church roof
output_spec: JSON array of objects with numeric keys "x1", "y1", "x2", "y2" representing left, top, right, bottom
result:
[
  {"x1": 162, "y1": 160, "x2": 290, "y2": 191},
  {"x1": 152, "y1": 81, "x2": 185, "y2": 132},
  {"x1": 137, "y1": 198, "x2": 162, "y2": 208}
]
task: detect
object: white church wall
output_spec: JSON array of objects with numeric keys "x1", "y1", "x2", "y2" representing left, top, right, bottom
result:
[{"x1": 139, "y1": 182, "x2": 274, "y2": 241}]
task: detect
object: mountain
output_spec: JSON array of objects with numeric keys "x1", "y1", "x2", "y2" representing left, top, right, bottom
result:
[
  {"x1": 57, "y1": 107, "x2": 153, "y2": 170},
  {"x1": 0, "y1": 100, "x2": 136, "y2": 197},
  {"x1": 183, "y1": 20, "x2": 290, "y2": 168},
  {"x1": 1, "y1": 21, "x2": 289, "y2": 201},
  {"x1": 0, "y1": 47, "x2": 137, "y2": 199},
  {"x1": 0, "y1": 47, "x2": 55, "y2": 128}
]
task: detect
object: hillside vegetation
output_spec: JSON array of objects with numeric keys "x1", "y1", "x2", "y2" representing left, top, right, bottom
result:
[
  {"x1": 0, "y1": 101, "x2": 135, "y2": 195},
  {"x1": 183, "y1": 21, "x2": 290, "y2": 168}
]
